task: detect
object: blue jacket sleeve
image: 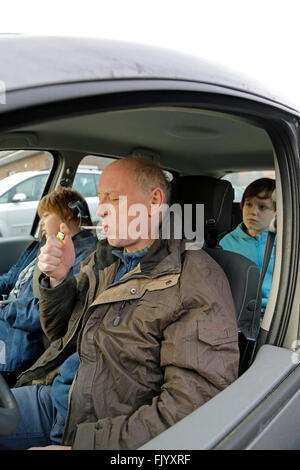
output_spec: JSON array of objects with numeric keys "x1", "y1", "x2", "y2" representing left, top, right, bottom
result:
[
  {"x1": 1, "y1": 296, "x2": 41, "y2": 332},
  {"x1": 0, "y1": 241, "x2": 39, "y2": 295}
]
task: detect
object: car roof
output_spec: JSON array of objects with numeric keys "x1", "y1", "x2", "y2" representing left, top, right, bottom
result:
[
  {"x1": 0, "y1": 35, "x2": 298, "y2": 113},
  {"x1": 0, "y1": 36, "x2": 297, "y2": 178}
]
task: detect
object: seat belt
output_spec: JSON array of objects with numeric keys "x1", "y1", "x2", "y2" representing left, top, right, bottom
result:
[{"x1": 251, "y1": 216, "x2": 276, "y2": 337}]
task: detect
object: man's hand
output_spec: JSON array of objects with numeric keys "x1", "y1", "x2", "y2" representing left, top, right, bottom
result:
[
  {"x1": 28, "y1": 445, "x2": 71, "y2": 450},
  {"x1": 38, "y1": 223, "x2": 75, "y2": 287}
]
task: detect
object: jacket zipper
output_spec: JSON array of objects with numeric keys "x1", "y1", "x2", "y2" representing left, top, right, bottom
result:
[{"x1": 113, "y1": 300, "x2": 126, "y2": 326}]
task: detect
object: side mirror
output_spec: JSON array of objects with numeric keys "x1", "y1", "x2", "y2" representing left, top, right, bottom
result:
[{"x1": 11, "y1": 193, "x2": 27, "y2": 202}]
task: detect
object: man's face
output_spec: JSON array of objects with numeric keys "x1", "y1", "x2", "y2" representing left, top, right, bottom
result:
[
  {"x1": 242, "y1": 192, "x2": 275, "y2": 236},
  {"x1": 96, "y1": 163, "x2": 153, "y2": 251}
]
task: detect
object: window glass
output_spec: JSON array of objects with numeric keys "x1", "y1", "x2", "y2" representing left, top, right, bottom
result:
[
  {"x1": 73, "y1": 172, "x2": 98, "y2": 198},
  {"x1": 12, "y1": 174, "x2": 48, "y2": 202},
  {"x1": 0, "y1": 191, "x2": 9, "y2": 204},
  {"x1": 222, "y1": 170, "x2": 275, "y2": 202},
  {"x1": 74, "y1": 156, "x2": 114, "y2": 227},
  {"x1": 0, "y1": 151, "x2": 53, "y2": 236}
]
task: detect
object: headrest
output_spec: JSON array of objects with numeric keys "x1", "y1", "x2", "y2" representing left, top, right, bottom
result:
[{"x1": 171, "y1": 175, "x2": 234, "y2": 247}]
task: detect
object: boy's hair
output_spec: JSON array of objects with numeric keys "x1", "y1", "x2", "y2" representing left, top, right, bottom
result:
[
  {"x1": 37, "y1": 186, "x2": 93, "y2": 225},
  {"x1": 240, "y1": 178, "x2": 276, "y2": 210}
]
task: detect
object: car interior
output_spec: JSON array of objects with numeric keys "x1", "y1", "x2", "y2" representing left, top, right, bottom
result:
[{"x1": 0, "y1": 102, "x2": 278, "y2": 383}]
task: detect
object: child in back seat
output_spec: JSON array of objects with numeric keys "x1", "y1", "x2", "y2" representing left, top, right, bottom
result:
[{"x1": 220, "y1": 178, "x2": 276, "y2": 315}]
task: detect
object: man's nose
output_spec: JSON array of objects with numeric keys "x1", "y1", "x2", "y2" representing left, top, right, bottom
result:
[{"x1": 96, "y1": 201, "x2": 109, "y2": 218}]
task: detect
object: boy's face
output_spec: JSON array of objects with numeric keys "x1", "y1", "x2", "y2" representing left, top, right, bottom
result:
[
  {"x1": 242, "y1": 192, "x2": 275, "y2": 236},
  {"x1": 39, "y1": 211, "x2": 62, "y2": 238}
]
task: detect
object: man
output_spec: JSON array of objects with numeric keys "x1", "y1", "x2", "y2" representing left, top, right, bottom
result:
[{"x1": 1, "y1": 157, "x2": 239, "y2": 450}]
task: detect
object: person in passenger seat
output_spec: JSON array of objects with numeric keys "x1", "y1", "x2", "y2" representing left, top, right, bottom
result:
[
  {"x1": 0, "y1": 157, "x2": 239, "y2": 450},
  {"x1": 0, "y1": 186, "x2": 97, "y2": 386},
  {"x1": 220, "y1": 178, "x2": 276, "y2": 313}
]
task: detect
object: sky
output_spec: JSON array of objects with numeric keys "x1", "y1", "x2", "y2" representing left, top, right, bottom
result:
[{"x1": 2, "y1": 0, "x2": 300, "y2": 109}]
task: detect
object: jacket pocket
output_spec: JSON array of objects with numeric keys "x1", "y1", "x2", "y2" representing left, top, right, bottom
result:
[
  {"x1": 197, "y1": 321, "x2": 237, "y2": 346},
  {"x1": 196, "y1": 319, "x2": 239, "y2": 389}
]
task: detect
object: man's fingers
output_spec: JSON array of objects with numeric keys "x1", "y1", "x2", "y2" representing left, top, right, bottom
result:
[
  {"x1": 40, "y1": 245, "x2": 63, "y2": 258},
  {"x1": 38, "y1": 240, "x2": 64, "y2": 276},
  {"x1": 40, "y1": 236, "x2": 64, "y2": 254},
  {"x1": 38, "y1": 226, "x2": 74, "y2": 283},
  {"x1": 39, "y1": 252, "x2": 61, "y2": 265},
  {"x1": 38, "y1": 261, "x2": 59, "y2": 274}
]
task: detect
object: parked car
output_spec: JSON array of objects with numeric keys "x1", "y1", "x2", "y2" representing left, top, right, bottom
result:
[
  {"x1": 0, "y1": 36, "x2": 299, "y2": 450},
  {"x1": 0, "y1": 167, "x2": 101, "y2": 236}
]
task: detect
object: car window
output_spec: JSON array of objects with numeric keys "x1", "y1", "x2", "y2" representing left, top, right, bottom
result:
[
  {"x1": 74, "y1": 158, "x2": 115, "y2": 227},
  {"x1": 222, "y1": 170, "x2": 275, "y2": 202},
  {"x1": 0, "y1": 174, "x2": 48, "y2": 203},
  {"x1": 73, "y1": 172, "x2": 99, "y2": 198},
  {"x1": 0, "y1": 150, "x2": 53, "y2": 237},
  {"x1": 0, "y1": 191, "x2": 9, "y2": 203},
  {"x1": 10, "y1": 174, "x2": 48, "y2": 202}
]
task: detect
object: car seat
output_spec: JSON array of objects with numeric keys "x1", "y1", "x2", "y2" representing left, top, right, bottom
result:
[
  {"x1": 171, "y1": 175, "x2": 262, "y2": 374},
  {"x1": 231, "y1": 202, "x2": 243, "y2": 231}
]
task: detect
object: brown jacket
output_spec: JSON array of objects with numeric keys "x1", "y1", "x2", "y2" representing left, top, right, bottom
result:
[{"x1": 16, "y1": 237, "x2": 239, "y2": 449}]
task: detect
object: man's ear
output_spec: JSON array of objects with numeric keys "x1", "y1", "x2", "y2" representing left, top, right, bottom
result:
[{"x1": 150, "y1": 188, "x2": 164, "y2": 215}]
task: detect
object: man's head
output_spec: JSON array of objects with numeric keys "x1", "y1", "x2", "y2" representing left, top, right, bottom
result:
[
  {"x1": 241, "y1": 178, "x2": 276, "y2": 237},
  {"x1": 96, "y1": 157, "x2": 170, "y2": 251}
]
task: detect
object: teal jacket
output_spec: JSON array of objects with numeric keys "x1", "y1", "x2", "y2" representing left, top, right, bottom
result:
[{"x1": 220, "y1": 223, "x2": 276, "y2": 310}]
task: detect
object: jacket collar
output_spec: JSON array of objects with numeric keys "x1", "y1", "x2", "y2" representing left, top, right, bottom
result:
[
  {"x1": 235, "y1": 222, "x2": 270, "y2": 242},
  {"x1": 95, "y1": 236, "x2": 185, "y2": 279}
]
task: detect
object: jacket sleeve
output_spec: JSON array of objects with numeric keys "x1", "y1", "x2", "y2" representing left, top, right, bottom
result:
[
  {"x1": 38, "y1": 269, "x2": 78, "y2": 341},
  {"x1": 72, "y1": 252, "x2": 240, "y2": 450},
  {"x1": 1, "y1": 297, "x2": 41, "y2": 332},
  {"x1": 0, "y1": 241, "x2": 38, "y2": 295},
  {"x1": 37, "y1": 243, "x2": 95, "y2": 342}
]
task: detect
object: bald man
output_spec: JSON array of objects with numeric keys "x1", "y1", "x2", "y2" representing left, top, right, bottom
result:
[{"x1": 1, "y1": 157, "x2": 239, "y2": 450}]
